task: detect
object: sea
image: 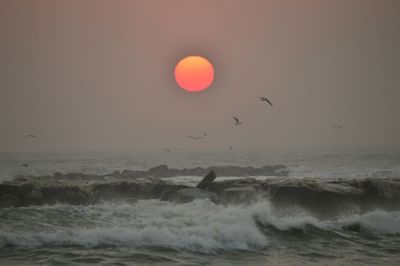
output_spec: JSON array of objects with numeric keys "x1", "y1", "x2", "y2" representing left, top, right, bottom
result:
[{"x1": 0, "y1": 146, "x2": 400, "y2": 265}]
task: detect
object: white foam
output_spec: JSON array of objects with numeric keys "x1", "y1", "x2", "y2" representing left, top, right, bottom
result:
[
  {"x1": 0, "y1": 200, "x2": 269, "y2": 252},
  {"x1": 1, "y1": 200, "x2": 399, "y2": 252},
  {"x1": 255, "y1": 205, "x2": 400, "y2": 235}
]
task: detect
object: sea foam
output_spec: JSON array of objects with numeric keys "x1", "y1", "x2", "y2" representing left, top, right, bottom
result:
[{"x1": 1, "y1": 199, "x2": 399, "y2": 252}]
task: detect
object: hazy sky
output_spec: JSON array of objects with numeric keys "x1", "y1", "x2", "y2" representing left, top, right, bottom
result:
[{"x1": 1, "y1": 0, "x2": 399, "y2": 152}]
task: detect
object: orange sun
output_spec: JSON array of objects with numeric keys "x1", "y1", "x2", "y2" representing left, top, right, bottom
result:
[{"x1": 174, "y1": 56, "x2": 214, "y2": 92}]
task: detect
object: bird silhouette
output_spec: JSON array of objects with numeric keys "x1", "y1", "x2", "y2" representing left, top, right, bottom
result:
[
  {"x1": 24, "y1": 134, "x2": 36, "y2": 139},
  {"x1": 186, "y1": 136, "x2": 203, "y2": 140},
  {"x1": 233, "y1": 117, "x2": 242, "y2": 126},
  {"x1": 257, "y1": 96, "x2": 273, "y2": 106},
  {"x1": 164, "y1": 148, "x2": 171, "y2": 152}
]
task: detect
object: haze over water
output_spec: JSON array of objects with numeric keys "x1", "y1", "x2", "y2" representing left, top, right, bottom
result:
[{"x1": 1, "y1": 1, "x2": 400, "y2": 265}]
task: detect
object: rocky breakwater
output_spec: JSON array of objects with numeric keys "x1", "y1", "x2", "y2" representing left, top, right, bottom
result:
[
  {"x1": 0, "y1": 164, "x2": 287, "y2": 208},
  {"x1": 0, "y1": 175, "x2": 186, "y2": 208},
  {"x1": 262, "y1": 177, "x2": 400, "y2": 217},
  {"x1": 117, "y1": 164, "x2": 289, "y2": 178},
  {"x1": 2, "y1": 164, "x2": 399, "y2": 219},
  {"x1": 164, "y1": 174, "x2": 400, "y2": 218}
]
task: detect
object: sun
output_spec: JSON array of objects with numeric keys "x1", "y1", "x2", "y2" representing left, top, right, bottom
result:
[{"x1": 174, "y1": 56, "x2": 214, "y2": 92}]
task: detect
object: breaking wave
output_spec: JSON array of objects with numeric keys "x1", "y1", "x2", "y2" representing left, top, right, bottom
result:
[{"x1": 0, "y1": 199, "x2": 399, "y2": 252}]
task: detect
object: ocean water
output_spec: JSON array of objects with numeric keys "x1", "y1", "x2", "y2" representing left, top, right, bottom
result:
[
  {"x1": 1, "y1": 147, "x2": 400, "y2": 265},
  {"x1": 1, "y1": 146, "x2": 400, "y2": 182}
]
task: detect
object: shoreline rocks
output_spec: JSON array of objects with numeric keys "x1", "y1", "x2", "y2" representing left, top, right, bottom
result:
[{"x1": 1, "y1": 167, "x2": 400, "y2": 219}]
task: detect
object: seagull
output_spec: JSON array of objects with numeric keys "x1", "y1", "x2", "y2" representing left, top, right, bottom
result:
[
  {"x1": 233, "y1": 117, "x2": 242, "y2": 126},
  {"x1": 24, "y1": 134, "x2": 36, "y2": 139},
  {"x1": 257, "y1": 96, "x2": 273, "y2": 106},
  {"x1": 186, "y1": 136, "x2": 203, "y2": 140},
  {"x1": 334, "y1": 125, "x2": 346, "y2": 130}
]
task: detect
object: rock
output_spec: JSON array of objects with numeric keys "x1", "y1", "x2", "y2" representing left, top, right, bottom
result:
[
  {"x1": 0, "y1": 194, "x2": 19, "y2": 208},
  {"x1": 14, "y1": 175, "x2": 28, "y2": 183},
  {"x1": 108, "y1": 164, "x2": 289, "y2": 179},
  {"x1": 20, "y1": 189, "x2": 43, "y2": 206},
  {"x1": 196, "y1": 170, "x2": 217, "y2": 190},
  {"x1": 3, "y1": 168, "x2": 400, "y2": 216},
  {"x1": 208, "y1": 178, "x2": 259, "y2": 194},
  {"x1": 148, "y1": 165, "x2": 169, "y2": 176},
  {"x1": 40, "y1": 186, "x2": 94, "y2": 205},
  {"x1": 343, "y1": 223, "x2": 362, "y2": 232},
  {"x1": 221, "y1": 186, "x2": 258, "y2": 204},
  {"x1": 53, "y1": 172, "x2": 64, "y2": 179},
  {"x1": 169, "y1": 188, "x2": 218, "y2": 203},
  {"x1": 25, "y1": 189, "x2": 43, "y2": 200}
]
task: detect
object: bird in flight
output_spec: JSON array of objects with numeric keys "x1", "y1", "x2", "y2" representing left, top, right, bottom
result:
[
  {"x1": 186, "y1": 136, "x2": 203, "y2": 140},
  {"x1": 24, "y1": 134, "x2": 36, "y2": 139},
  {"x1": 334, "y1": 125, "x2": 346, "y2": 130},
  {"x1": 228, "y1": 145, "x2": 233, "y2": 150},
  {"x1": 21, "y1": 163, "x2": 30, "y2": 168},
  {"x1": 233, "y1": 117, "x2": 242, "y2": 126},
  {"x1": 164, "y1": 148, "x2": 171, "y2": 152},
  {"x1": 203, "y1": 133, "x2": 208, "y2": 137},
  {"x1": 257, "y1": 96, "x2": 273, "y2": 106}
]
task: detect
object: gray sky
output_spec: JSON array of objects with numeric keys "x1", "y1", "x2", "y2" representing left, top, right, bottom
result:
[{"x1": 1, "y1": 0, "x2": 399, "y2": 152}]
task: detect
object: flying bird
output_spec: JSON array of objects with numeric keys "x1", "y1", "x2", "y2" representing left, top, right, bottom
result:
[
  {"x1": 228, "y1": 145, "x2": 233, "y2": 150},
  {"x1": 164, "y1": 148, "x2": 171, "y2": 152},
  {"x1": 186, "y1": 136, "x2": 203, "y2": 140},
  {"x1": 21, "y1": 163, "x2": 30, "y2": 168},
  {"x1": 24, "y1": 134, "x2": 36, "y2": 139},
  {"x1": 257, "y1": 96, "x2": 273, "y2": 106},
  {"x1": 203, "y1": 133, "x2": 208, "y2": 137},
  {"x1": 334, "y1": 125, "x2": 346, "y2": 130},
  {"x1": 233, "y1": 117, "x2": 242, "y2": 126}
]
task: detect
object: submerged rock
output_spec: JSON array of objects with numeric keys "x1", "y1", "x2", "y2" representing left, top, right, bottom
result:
[
  {"x1": 0, "y1": 194, "x2": 19, "y2": 208},
  {"x1": 221, "y1": 186, "x2": 258, "y2": 204},
  {"x1": 1, "y1": 166, "x2": 400, "y2": 218},
  {"x1": 196, "y1": 170, "x2": 216, "y2": 190},
  {"x1": 169, "y1": 188, "x2": 219, "y2": 203},
  {"x1": 114, "y1": 164, "x2": 289, "y2": 178}
]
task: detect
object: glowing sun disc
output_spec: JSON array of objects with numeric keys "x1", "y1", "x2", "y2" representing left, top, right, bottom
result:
[{"x1": 174, "y1": 56, "x2": 214, "y2": 92}]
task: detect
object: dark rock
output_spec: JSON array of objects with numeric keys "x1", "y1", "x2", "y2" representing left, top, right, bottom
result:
[
  {"x1": 221, "y1": 186, "x2": 258, "y2": 204},
  {"x1": 208, "y1": 178, "x2": 259, "y2": 194},
  {"x1": 148, "y1": 165, "x2": 169, "y2": 176},
  {"x1": 107, "y1": 164, "x2": 289, "y2": 179},
  {"x1": 0, "y1": 194, "x2": 19, "y2": 208},
  {"x1": 40, "y1": 186, "x2": 94, "y2": 205},
  {"x1": 343, "y1": 223, "x2": 362, "y2": 232},
  {"x1": 169, "y1": 188, "x2": 218, "y2": 203},
  {"x1": 53, "y1": 172, "x2": 64, "y2": 179},
  {"x1": 14, "y1": 175, "x2": 29, "y2": 183},
  {"x1": 196, "y1": 170, "x2": 216, "y2": 190}
]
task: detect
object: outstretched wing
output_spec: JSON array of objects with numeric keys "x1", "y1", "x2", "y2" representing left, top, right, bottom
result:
[
  {"x1": 264, "y1": 97, "x2": 273, "y2": 106},
  {"x1": 258, "y1": 96, "x2": 273, "y2": 106},
  {"x1": 233, "y1": 117, "x2": 239, "y2": 123}
]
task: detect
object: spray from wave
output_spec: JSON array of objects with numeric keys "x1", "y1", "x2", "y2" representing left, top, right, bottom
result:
[{"x1": 1, "y1": 199, "x2": 399, "y2": 253}]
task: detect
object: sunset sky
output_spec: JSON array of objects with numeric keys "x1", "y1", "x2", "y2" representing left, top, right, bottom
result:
[{"x1": 1, "y1": 0, "x2": 399, "y2": 151}]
